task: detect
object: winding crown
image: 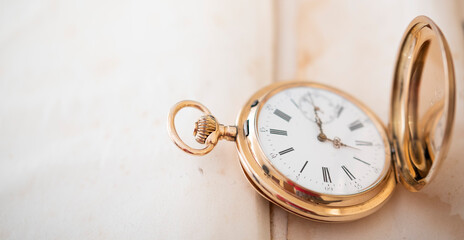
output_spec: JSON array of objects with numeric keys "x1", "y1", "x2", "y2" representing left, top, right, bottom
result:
[{"x1": 193, "y1": 115, "x2": 217, "y2": 144}]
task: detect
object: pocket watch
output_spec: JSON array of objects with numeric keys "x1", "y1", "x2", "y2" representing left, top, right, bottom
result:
[{"x1": 167, "y1": 16, "x2": 455, "y2": 222}]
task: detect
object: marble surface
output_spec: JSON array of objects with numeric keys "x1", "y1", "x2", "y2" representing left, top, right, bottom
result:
[
  {"x1": 1, "y1": 0, "x2": 464, "y2": 239},
  {"x1": 0, "y1": 0, "x2": 273, "y2": 239}
]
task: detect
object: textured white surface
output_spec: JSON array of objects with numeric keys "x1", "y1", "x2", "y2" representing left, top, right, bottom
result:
[
  {"x1": 0, "y1": 0, "x2": 273, "y2": 239},
  {"x1": 274, "y1": 0, "x2": 464, "y2": 239},
  {"x1": 1, "y1": 0, "x2": 464, "y2": 239}
]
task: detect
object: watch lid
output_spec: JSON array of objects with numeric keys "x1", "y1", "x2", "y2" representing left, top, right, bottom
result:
[{"x1": 389, "y1": 16, "x2": 456, "y2": 192}]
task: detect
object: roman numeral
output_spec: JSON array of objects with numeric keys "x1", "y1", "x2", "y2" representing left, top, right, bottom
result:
[
  {"x1": 355, "y1": 140, "x2": 372, "y2": 146},
  {"x1": 349, "y1": 120, "x2": 364, "y2": 131},
  {"x1": 322, "y1": 167, "x2": 332, "y2": 183},
  {"x1": 270, "y1": 129, "x2": 287, "y2": 136},
  {"x1": 273, "y1": 109, "x2": 292, "y2": 122},
  {"x1": 336, "y1": 106, "x2": 344, "y2": 118},
  {"x1": 353, "y1": 156, "x2": 370, "y2": 165},
  {"x1": 300, "y1": 161, "x2": 308, "y2": 173},
  {"x1": 290, "y1": 98, "x2": 300, "y2": 109},
  {"x1": 279, "y1": 147, "x2": 294, "y2": 155},
  {"x1": 341, "y1": 165, "x2": 356, "y2": 180}
]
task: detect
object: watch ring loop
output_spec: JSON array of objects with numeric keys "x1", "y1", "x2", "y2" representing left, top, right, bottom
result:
[{"x1": 167, "y1": 100, "x2": 216, "y2": 156}]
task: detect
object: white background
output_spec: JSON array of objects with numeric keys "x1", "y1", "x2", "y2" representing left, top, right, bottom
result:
[{"x1": 1, "y1": 0, "x2": 463, "y2": 239}]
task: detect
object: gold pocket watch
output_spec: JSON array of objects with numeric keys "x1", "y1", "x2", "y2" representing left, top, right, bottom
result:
[{"x1": 167, "y1": 16, "x2": 455, "y2": 222}]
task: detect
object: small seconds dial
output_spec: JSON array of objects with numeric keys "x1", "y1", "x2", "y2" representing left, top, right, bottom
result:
[{"x1": 257, "y1": 86, "x2": 388, "y2": 195}]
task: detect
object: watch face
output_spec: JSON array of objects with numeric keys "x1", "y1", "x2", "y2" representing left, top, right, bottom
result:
[{"x1": 256, "y1": 86, "x2": 389, "y2": 195}]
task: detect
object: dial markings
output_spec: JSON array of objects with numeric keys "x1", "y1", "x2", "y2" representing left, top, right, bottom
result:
[
  {"x1": 270, "y1": 129, "x2": 287, "y2": 136},
  {"x1": 355, "y1": 140, "x2": 373, "y2": 146},
  {"x1": 322, "y1": 167, "x2": 332, "y2": 183},
  {"x1": 353, "y1": 156, "x2": 370, "y2": 166},
  {"x1": 349, "y1": 120, "x2": 364, "y2": 131},
  {"x1": 274, "y1": 109, "x2": 292, "y2": 122},
  {"x1": 336, "y1": 106, "x2": 344, "y2": 118},
  {"x1": 290, "y1": 98, "x2": 300, "y2": 109},
  {"x1": 257, "y1": 86, "x2": 387, "y2": 195},
  {"x1": 279, "y1": 147, "x2": 294, "y2": 155},
  {"x1": 341, "y1": 165, "x2": 356, "y2": 180},
  {"x1": 300, "y1": 161, "x2": 308, "y2": 173}
]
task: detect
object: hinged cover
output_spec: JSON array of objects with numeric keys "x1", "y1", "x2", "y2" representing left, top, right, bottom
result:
[{"x1": 389, "y1": 16, "x2": 455, "y2": 192}]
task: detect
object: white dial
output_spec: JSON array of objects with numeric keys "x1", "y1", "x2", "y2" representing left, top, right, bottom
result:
[{"x1": 257, "y1": 86, "x2": 388, "y2": 195}]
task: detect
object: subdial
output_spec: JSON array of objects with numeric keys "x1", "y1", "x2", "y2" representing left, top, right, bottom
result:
[{"x1": 298, "y1": 92, "x2": 339, "y2": 124}]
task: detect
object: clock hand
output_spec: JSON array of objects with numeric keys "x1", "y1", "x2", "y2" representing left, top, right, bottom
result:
[
  {"x1": 332, "y1": 138, "x2": 360, "y2": 150},
  {"x1": 305, "y1": 94, "x2": 359, "y2": 150},
  {"x1": 293, "y1": 95, "x2": 341, "y2": 145},
  {"x1": 291, "y1": 97, "x2": 325, "y2": 138},
  {"x1": 318, "y1": 134, "x2": 360, "y2": 150},
  {"x1": 306, "y1": 94, "x2": 328, "y2": 142},
  {"x1": 315, "y1": 114, "x2": 328, "y2": 142}
]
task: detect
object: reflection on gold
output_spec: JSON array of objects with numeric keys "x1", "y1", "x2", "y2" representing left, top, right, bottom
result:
[{"x1": 390, "y1": 16, "x2": 455, "y2": 192}]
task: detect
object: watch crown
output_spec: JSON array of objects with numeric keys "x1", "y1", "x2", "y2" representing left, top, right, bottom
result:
[{"x1": 193, "y1": 115, "x2": 217, "y2": 144}]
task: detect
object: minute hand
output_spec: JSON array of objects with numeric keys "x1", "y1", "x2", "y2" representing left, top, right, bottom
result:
[
  {"x1": 318, "y1": 135, "x2": 360, "y2": 150},
  {"x1": 307, "y1": 94, "x2": 327, "y2": 141},
  {"x1": 314, "y1": 109, "x2": 328, "y2": 142}
]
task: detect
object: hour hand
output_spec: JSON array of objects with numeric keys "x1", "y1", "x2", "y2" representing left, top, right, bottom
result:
[{"x1": 308, "y1": 94, "x2": 327, "y2": 138}]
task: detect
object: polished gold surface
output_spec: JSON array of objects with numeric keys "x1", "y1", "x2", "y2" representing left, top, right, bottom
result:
[
  {"x1": 168, "y1": 100, "x2": 237, "y2": 156},
  {"x1": 194, "y1": 115, "x2": 217, "y2": 144},
  {"x1": 390, "y1": 16, "x2": 455, "y2": 192}
]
